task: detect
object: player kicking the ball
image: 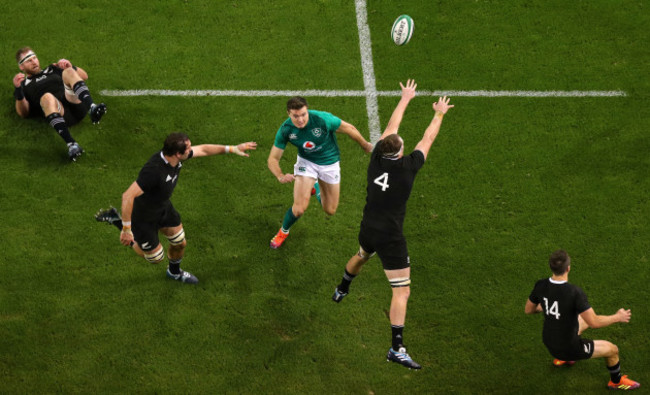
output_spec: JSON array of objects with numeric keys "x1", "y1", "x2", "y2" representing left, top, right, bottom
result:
[
  {"x1": 526, "y1": 250, "x2": 640, "y2": 390},
  {"x1": 332, "y1": 80, "x2": 453, "y2": 369},
  {"x1": 267, "y1": 96, "x2": 372, "y2": 249},
  {"x1": 95, "y1": 133, "x2": 256, "y2": 284}
]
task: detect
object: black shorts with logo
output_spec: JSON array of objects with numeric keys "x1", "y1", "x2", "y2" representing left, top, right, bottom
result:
[
  {"x1": 358, "y1": 225, "x2": 410, "y2": 270},
  {"x1": 132, "y1": 201, "x2": 182, "y2": 252},
  {"x1": 546, "y1": 338, "x2": 595, "y2": 362}
]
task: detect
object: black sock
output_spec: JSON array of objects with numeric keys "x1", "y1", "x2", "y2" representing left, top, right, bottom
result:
[
  {"x1": 338, "y1": 269, "x2": 356, "y2": 293},
  {"x1": 72, "y1": 81, "x2": 93, "y2": 111},
  {"x1": 45, "y1": 113, "x2": 75, "y2": 144},
  {"x1": 391, "y1": 325, "x2": 404, "y2": 351},
  {"x1": 168, "y1": 258, "x2": 182, "y2": 275},
  {"x1": 608, "y1": 362, "x2": 622, "y2": 383}
]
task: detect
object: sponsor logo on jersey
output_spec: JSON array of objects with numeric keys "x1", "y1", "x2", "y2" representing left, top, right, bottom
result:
[
  {"x1": 35, "y1": 75, "x2": 47, "y2": 82},
  {"x1": 303, "y1": 141, "x2": 316, "y2": 150},
  {"x1": 289, "y1": 133, "x2": 297, "y2": 140},
  {"x1": 311, "y1": 128, "x2": 323, "y2": 137},
  {"x1": 166, "y1": 174, "x2": 178, "y2": 183}
]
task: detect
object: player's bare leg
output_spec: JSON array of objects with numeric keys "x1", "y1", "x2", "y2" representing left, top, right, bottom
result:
[
  {"x1": 385, "y1": 267, "x2": 421, "y2": 369},
  {"x1": 61, "y1": 67, "x2": 106, "y2": 124},
  {"x1": 270, "y1": 176, "x2": 315, "y2": 249},
  {"x1": 332, "y1": 251, "x2": 371, "y2": 303},
  {"x1": 39, "y1": 93, "x2": 82, "y2": 160},
  {"x1": 318, "y1": 180, "x2": 340, "y2": 215},
  {"x1": 161, "y1": 224, "x2": 197, "y2": 284}
]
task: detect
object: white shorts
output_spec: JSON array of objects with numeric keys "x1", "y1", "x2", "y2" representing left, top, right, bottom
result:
[{"x1": 294, "y1": 156, "x2": 341, "y2": 184}]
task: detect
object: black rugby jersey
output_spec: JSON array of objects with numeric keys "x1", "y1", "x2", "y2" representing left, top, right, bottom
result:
[
  {"x1": 134, "y1": 150, "x2": 194, "y2": 214},
  {"x1": 360, "y1": 142, "x2": 425, "y2": 236},
  {"x1": 528, "y1": 278, "x2": 591, "y2": 351},
  {"x1": 21, "y1": 65, "x2": 66, "y2": 108}
]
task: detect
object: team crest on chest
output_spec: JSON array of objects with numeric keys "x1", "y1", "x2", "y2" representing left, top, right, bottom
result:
[{"x1": 311, "y1": 128, "x2": 323, "y2": 137}]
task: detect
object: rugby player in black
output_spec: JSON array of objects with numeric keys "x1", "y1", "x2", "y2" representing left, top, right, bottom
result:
[
  {"x1": 332, "y1": 80, "x2": 453, "y2": 369},
  {"x1": 526, "y1": 250, "x2": 640, "y2": 390},
  {"x1": 95, "y1": 133, "x2": 257, "y2": 284},
  {"x1": 13, "y1": 47, "x2": 107, "y2": 161}
]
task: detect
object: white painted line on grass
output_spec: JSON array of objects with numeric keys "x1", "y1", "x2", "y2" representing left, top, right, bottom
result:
[
  {"x1": 355, "y1": 0, "x2": 382, "y2": 142},
  {"x1": 101, "y1": 89, "x2": 628, "y2": 98}
]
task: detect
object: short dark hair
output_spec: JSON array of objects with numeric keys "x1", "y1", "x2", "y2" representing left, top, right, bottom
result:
[
  {"x1": 287, "y1": 96, "x2": 308, "y2": 112},
  {"x1": 549, "y1": 249, "x2": 571, "y2": 275},
  {"x1": 162, "y1": 132, "x2": 189, "y2": 156},
  {"x1": 16, "y1": 47, "x2": 33, "y2": 62},
  {"x1": 377, "y1": 134, "x2": 403, "y2": 158}
]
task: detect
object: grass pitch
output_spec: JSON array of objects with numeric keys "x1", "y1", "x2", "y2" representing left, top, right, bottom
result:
[{"x1": 1, "y1": 0, "x2": 649, "y2": 393}]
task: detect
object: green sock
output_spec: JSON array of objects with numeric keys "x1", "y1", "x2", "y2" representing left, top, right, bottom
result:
[{"x1": 281, "y1": 207, "x2": 300, "y2": 232}]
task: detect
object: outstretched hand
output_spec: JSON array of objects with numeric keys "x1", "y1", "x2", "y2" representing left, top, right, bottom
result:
[
  {"x1": 433, "y1": 96, "x2": 454, "y2": 115},
  {"x1": 400, "y1": 79, "x2": 417, "y2": 101},
  {"x1": 13, "y1": 73, "x2": 25, "y2": 88},
  {"x1": 233, "y1": 141, "x2": 258, "y2": 157},
  {"x1": 616, "y1": 308, "x2": 631, "y2": 323}
]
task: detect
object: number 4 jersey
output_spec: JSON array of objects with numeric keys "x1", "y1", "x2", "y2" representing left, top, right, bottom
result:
[
  {"x1": 360, "y1": 143, "x2": 425, "y2": 236},
  {"x1": 528, "y1": 278, "x2": 591, "y2": 352}
]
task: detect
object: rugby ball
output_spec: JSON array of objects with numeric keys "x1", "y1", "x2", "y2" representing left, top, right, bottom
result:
[{"x1": 391, "y1": 15, "x2": 414, "y2": 46}]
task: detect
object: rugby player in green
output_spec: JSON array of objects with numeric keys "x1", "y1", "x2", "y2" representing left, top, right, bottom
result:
[{"x1": 268, "y1": 96, "x2": 373, "y2": 249}]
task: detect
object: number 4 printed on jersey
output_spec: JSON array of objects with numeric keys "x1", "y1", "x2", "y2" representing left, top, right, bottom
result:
[
  {"x1": 542, "y1": 297, "x2": 561, "y2": 319},
  {"x1": 374, "y1": 172, "x2": 390, "y2": 191}
]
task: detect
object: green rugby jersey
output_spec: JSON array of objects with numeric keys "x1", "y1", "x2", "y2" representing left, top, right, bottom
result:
[{"x1": 273, "y1": 110, "x2": 342, "y2": 165}]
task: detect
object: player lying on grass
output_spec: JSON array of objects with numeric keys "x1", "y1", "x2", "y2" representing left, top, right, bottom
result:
[
  {"x1": 12, "y1": 46, "x2": 107, "y2": 161},
  {"x1": 526, "y1": 250, "x2": 640, "y2": 390},
  {"x1": 332, "y1": 80, "x2": 454, "y2": 370},
  {"x1": 267, "y1": 96, "x2": 373, "y2": 249},
  {"x1": 95, "y1": 132, "x2": 256, "y2": 284}
]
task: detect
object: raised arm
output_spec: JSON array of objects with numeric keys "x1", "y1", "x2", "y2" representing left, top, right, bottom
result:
[
  {"x1": 336, "y1": 121, "x2": 373, "y2": 153},
  {"x1": 380, "y1": 79, "x2": 417, "y2": 140},
  {"x1": 267, "y1": 146, "x2": 294, "y2": 184},
  {"x1": 192, "y1": 141, "x2": 257, "y2": 158},
  {"x1": 579, "y1": 307, "x2": 631, "y2": 329},
  {"x1": 414, "y1": 96, "x2": 454, "y2": 160}
]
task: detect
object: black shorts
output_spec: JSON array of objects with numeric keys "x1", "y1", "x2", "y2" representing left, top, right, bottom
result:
[
  {"x1": 358, "y1": 225, "x2": 410, "y2": 270},
  {"x1": 546, "y1": 338, "x2": 595, "y2": 361},
  {"x1": 28, "y1": 97, "x2": 87, "y2": 126},
  {"x1": 132, "y1": 202, "x2": 182, "y2": 252}
]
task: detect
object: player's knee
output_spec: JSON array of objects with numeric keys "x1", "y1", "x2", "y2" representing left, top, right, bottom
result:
[
  {"x1": 166, "y1": 228, "x2": 186, "y2": 247},
  {"x1": 357, "y1": 247, "x2": 375, "y2": 261},
  {"x1": 39, "y1": 93, "x2": 57, "y2": 107},
  {"x1": 144, "y1": 247, "x2": 165, "y2": 264},
  {"x1": 323, "y1": 204, "x2": 337, "y2": 216},
  {"x1": 609, "y1": 343, "x2": 619, "y2": 357}
]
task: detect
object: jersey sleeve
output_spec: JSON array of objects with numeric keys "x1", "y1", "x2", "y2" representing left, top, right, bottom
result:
[
  {"x1": 273, "y1": 124, "x2": 289, "y2": 149},
  {"x1": 312, "y1": 110, "x2": 342, "y2": 132},
  {"x1": 403, "y1": 150, "x2": 425, "y2": 171},
  {"x1": 528, "y1": 281, "x2": 542, "y2": 304}
]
